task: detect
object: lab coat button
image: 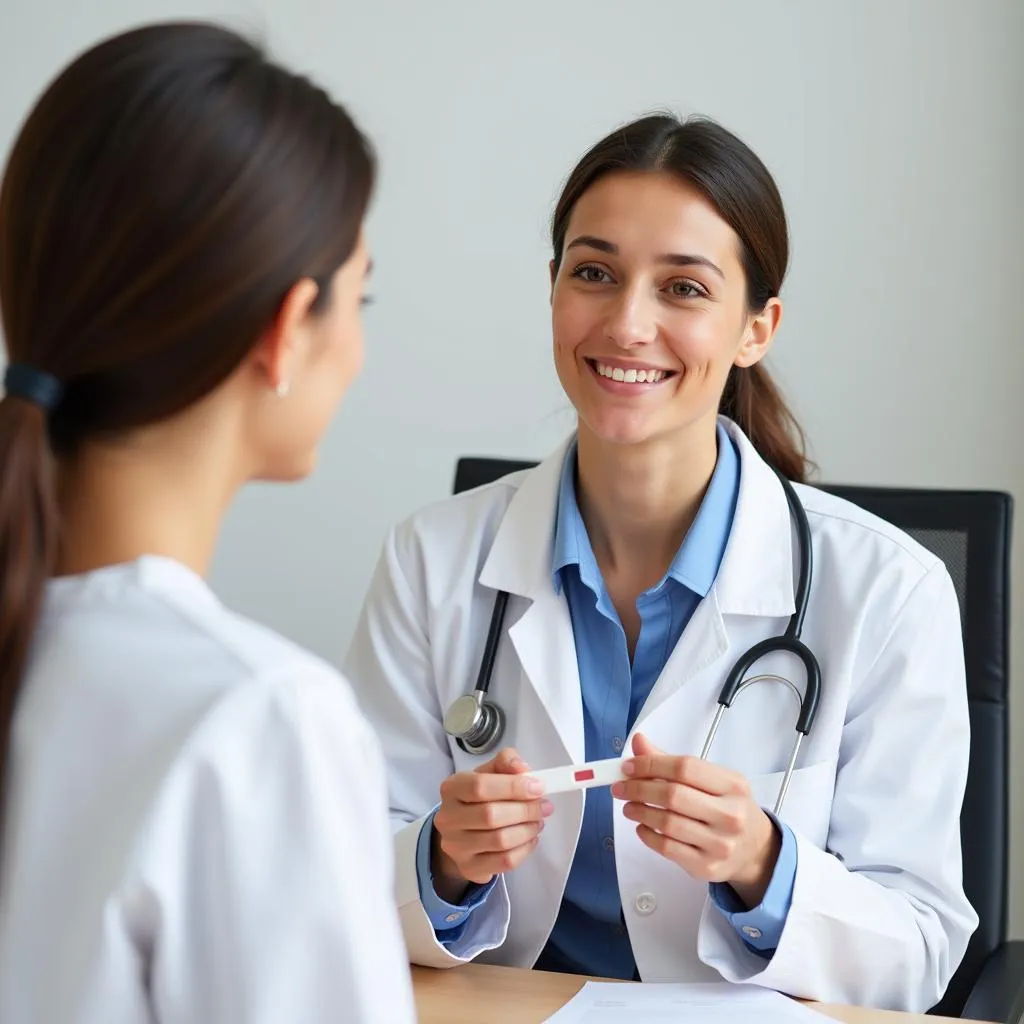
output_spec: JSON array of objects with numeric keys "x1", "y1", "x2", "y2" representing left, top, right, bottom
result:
[
  {"x1": 612, "y1": 736, "x2": 624, "y2": 753},
  {"x1": 603, "y1": 836, "x2": 614, "y2": 852},
  {"x1": 634, "y1": 892, "x2": 656, "y2": 915},
  {"x1": 741, "y1": 925, "x2": 762, "y2": 939}
]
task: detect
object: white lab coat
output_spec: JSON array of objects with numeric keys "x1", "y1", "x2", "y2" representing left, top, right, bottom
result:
[
  {"x1": 344, "y1": 417, "x2": 978, "y2": 1013},
  {"x1": 0, "y1": 556, "x2": 415, "y2": 1024}
]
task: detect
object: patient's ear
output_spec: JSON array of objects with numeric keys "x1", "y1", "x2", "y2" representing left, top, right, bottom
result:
[{"x1": 248, "y1": 277, "x2": 321, "y2": 391}]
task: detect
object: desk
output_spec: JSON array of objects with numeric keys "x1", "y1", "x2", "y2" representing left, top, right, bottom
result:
[{"x1": 412, "y1": 963, "x2": 993, "y2": 1023}]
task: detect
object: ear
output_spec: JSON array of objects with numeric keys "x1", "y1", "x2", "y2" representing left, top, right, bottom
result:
[
  {"x1": 249, "y1": 277, "x2": 321, "y2": 392},
  {"x1": 734, "y1": 296, "x2": 783, "y2": 369}
]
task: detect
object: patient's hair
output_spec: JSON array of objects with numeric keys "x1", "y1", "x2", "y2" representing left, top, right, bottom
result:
[{"x1": 0, "y1": 21, "x2": 375, "y2": 821}]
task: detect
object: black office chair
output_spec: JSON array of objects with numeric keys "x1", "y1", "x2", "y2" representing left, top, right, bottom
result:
[{"x1": 453, "y1": 456, "x2": 1022, "y2": 1022}]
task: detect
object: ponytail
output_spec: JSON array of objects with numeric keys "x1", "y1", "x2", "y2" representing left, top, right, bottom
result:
[
  {"x1": 720, "y1": 363, "x2": 812, "y2": 483},
  {"x1": 0, "y1": 396, "x2": 60, "y2": 808}
]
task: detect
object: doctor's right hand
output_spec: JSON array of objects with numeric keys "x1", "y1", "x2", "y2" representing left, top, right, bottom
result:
[{"x1": 431, "y1": 747, "x2": 553, "y2": 900}]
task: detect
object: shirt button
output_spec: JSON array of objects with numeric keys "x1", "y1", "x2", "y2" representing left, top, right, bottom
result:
[
  {"x1": 612, "y1": 736, "x2": 624, "y2": 753},
  {"x1": 603, "y1": 836, "x2": 614, "y2": 852},
  {"x1": 741, "y1": 925, "x2": 762, "y2": 939},
  {"x1": 445, "y1": 912, "x2": 463, "y2": 923},
  {"x1": 634, "y1": 892, "x2": 657, "y2": 916}
]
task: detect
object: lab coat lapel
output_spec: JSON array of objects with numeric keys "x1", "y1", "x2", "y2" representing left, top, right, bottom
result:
[
  {"x1": 632, "y1": 591, "x2": 730, "y2": 729},
  {"x1": 633, "y1": 420, "x2": 797, "y2": 727},
  {"x1": 712, "y1": 420, "x2": 797, "y2": 620},
  {"x1": 507, "y1": 588, "x2": 585, "y2": 764},
  {"x1": 478, "y1": 438, "x2": 585, "y2": 764}
]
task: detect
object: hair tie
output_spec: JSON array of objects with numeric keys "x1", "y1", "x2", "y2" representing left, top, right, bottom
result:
[{"x1": 3, "y1": 363, "x2": 64, "y2": 411}]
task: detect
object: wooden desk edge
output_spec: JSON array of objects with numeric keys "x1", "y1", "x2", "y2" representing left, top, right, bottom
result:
[{"x1": 411, "y1": 963, "x2": 996, "y2": 1024}]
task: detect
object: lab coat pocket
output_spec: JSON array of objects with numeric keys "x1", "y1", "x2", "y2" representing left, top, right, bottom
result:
[{"x1": 746, "y1": 759, "x2": 835, "y2": 850}]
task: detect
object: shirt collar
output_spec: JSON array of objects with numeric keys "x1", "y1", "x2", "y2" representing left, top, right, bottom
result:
[{"x1": 550, "y1": 422, "x2": 740, "y2": 599}]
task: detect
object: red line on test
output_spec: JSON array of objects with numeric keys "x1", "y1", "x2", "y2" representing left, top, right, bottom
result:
[{"x1": 574, "y1": 769, "x2": 595, "y2": 782}]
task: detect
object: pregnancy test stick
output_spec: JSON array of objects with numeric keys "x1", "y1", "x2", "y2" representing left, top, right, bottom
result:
[{"x1": 528, "y1": 757, "x2": 627, "y2": 795}]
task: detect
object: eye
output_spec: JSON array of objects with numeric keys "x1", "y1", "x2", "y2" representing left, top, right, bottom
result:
[
  {"x1": 666, "y1": 279, "x2": 707, "y2": 299},
  {"x1": 570, "y1": 263, "x2": 613, "y2": 284}
]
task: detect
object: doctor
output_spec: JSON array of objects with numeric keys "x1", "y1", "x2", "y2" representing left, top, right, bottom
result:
[
  {"x1": 0, "y1": 23, "x2": 413, "y2": 1023},
  {"x1": 345, "y1": 113, "x2": 977, "y2": 1012}
]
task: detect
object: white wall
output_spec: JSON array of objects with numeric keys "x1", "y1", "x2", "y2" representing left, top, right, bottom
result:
[{"x1": 3, "y1": 0, "x2": 1022, "y2": 937}]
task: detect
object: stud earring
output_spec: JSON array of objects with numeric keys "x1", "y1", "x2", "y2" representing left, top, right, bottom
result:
[{"x1": 276, "y1": 380, "x2": 290, "y2": 398}]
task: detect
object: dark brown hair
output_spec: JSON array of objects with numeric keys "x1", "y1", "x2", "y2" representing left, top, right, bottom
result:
[
  {"x1": 551, "y1": 113, "x2": 810, "y2": 482},
  {"x1": 0, "y1": 22, "x2": 374, "y2": 811}
]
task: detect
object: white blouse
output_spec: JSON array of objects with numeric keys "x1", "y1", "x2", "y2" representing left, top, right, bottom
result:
[{"x1": 0, "y1": 556, "x2": 414, "y2": 1023}]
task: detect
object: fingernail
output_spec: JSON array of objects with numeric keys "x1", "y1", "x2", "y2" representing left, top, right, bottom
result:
[
  {"x1": 611, "y1": 783, "x2": 625, "y2": 798},
  {"x1": 537, "y1": 820, "x2": 546, "y2": 832},
  {"x1": 510, "y1": 758, "x2": 527, "y2": 772},
  {"x1": 528, "y1": 779, "x2": 545, "y2": 795},
  {"x1": 622, "y1": 761, "x2": 636, "y2": 776},
  {"x1": 541, "y1": 800, "x2": 555, "y2": 816}
]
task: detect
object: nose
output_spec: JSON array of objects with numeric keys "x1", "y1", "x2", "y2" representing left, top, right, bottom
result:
[{"x1": 604, "y1": 284, "x2": 658, "y2": 348}]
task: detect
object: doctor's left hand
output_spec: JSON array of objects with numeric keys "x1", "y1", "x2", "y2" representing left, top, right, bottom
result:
[{"x1": 612, "y1": 734, "x2": 781, "y2": 908}]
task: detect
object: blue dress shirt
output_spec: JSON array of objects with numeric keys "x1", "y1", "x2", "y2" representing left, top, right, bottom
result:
[{"x1": 416, "y1": 425, "x2": 798, "y2": 972}]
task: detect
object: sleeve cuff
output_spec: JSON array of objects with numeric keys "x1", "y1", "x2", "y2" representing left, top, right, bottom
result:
[
  {"x1": 414, "y1": 809, "x2": 498, "y2": 937},
  {"x1": 709, "y1": 814, "x2": 798, "y2": 957}
]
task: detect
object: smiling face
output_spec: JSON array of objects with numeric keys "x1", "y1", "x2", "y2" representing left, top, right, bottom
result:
[{"x1": 550, "y1": 170, "x2": 781, "y2": 451}]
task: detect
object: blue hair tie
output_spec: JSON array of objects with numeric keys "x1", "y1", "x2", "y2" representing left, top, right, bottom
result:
[{"x1": 3, "y1": 363, "x2": 64, "y2": 411}]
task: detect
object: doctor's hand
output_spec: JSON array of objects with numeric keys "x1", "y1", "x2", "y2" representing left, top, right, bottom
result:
[
  {"x1": 431, "y1": 747, "x2": 553, "y2": 902},
  {"x1": 612, "y1": 734, "x2": 781, "y2": 909}
]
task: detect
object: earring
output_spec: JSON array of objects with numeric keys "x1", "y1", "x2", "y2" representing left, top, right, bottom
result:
[{"x1": 276, "y1": 380, "x2": 290, "y2": 398}]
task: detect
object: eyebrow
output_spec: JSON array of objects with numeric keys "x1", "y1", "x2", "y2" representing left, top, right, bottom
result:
[{"x1": 565, "y1": 235, "x2": 724, "y2": 279}]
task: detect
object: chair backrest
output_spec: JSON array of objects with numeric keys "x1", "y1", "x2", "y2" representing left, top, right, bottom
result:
[{"x1": 452, "y1": 456, "x2": 1014, "y2": 1018}]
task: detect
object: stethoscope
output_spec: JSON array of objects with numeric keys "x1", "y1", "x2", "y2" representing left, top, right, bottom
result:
[{"x1": 442, "y1": 471, "x2": 822, "y2": 816}]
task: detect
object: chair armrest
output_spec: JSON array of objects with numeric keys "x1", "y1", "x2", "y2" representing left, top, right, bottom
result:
[{"x1": 962, "y1": 940, "x2": 1024, "y2": 1023}]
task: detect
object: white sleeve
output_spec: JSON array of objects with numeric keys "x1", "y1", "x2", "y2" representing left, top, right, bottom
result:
[
  {"x1": 135, "y1": 667, "x2": 416, "y2": 1024},
  {"x1": 344, "y1": 525, "x2": 511, "y2": 967},
  {"x1": 697, "y1": 562, "x2": 979, "y2": 1012}
]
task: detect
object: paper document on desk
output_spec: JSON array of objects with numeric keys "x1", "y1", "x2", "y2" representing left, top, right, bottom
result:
[{"x1": 542, "y1": 981, "x2": 829, "y2": 1023}]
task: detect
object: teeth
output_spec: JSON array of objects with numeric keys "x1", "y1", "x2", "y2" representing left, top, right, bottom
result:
[{"x1": 595, "y1": 361, "x2": 666, "y2": 384}]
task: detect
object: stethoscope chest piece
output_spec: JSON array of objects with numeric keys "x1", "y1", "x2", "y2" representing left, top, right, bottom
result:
[{"x1": 443, "y1": 690, "x2": 506, "y2": 755}]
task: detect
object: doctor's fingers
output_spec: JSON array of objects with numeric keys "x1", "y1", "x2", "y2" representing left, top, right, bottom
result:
[
  {"x1": 443, "y1": 819, "x2": 545, "y2": 859},
  {"x1": 625, "y1": 808, "x2": 737, "y2": 872},
  {"x1": 475, "y1": 747, "x2": 531, "y2": 775},
  {"x1": 440, "y1": 769, "x2": 545, "y2": 805},
  {"x1": 632, "y1": 822, "x2": 736, "y2": 882},
  {"x1": 436, "y1": 797, "x2": 553, "y2": 834},
  {"x1": 624, "y1": 752, "x2": 748, "y2": 797},
  {"x1": 613, "y1": 779, "x2": 747, "y2": 834},
  {"x1": 457, "y1": 836, "x2": 541, "y2": 883}
]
